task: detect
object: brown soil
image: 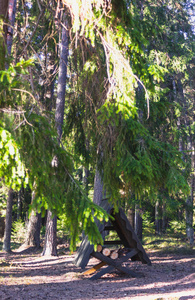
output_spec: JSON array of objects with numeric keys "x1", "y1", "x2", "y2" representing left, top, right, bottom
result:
[{"x1": 0, "y1": 246, "x2": 195, "y2": 300}]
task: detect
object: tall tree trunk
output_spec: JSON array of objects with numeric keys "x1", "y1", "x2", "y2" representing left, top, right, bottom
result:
[
  {"x1": 3, "y1": 189, "x2": 13, "y2": 252},
  {"x1": 162, "y1": 201, "x2": 167, "y2": 233},
  {"x1": 174, "y1": 79, "x2": 194, "y2": 245},
  {"x1": 93, "y1": 169, "x2": 104, "y2": 205},
  {"x1": 186, "y1": 133, "x2": 194, "y2": 247},
  {"x1": 127, "y1": 207, "x2": 135, "y2": 229},
  {"x1": 17, "y1": 188, "x2": 22, "y2": 220},
  {"x1": 55, "y1": 16, "x2": 69, "y2": 143},
  {"x1": 134, "y1": 204, "x2": 142, "y2": 241},
  {"x1": 1, "y1": 1, "x2": 16, "y2": 253},
  {"x1": 7, "y1": 0, "x2": 17, "y2": 55},
  {"x1": 0, "y1": 0, "x2": 9, "y2": 69},
  {"x1": 42, "y1": 13, "x2": 69, "y2": 256},
  {"x1": 155, "y1": 200, "x2": 161, "y2": 235}
]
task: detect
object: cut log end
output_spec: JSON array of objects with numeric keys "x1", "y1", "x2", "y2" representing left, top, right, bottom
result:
[
  {"x1": 102, "y1": 248, "x2": 111, "y2": 256},
  {"x1": 96, "y1": 244, "x2": 102, "y2": 252},
  {"x1": 110, "y1": 251, "x2": 118, "y2": 260}
]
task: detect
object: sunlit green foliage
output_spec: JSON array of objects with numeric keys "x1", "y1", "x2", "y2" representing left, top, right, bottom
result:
[{"x1": 1, "y1": 0, "x2": 194, "y2": 248}]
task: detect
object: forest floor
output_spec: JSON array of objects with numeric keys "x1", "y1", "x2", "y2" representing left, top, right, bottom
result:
[{"x1": 0, "y1": 244, "x2": 195, "y2": 300}]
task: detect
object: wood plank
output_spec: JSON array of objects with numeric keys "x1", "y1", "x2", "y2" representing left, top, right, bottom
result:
[
  {"x1": 104, "y1": 226, "x2": 115, "y2": 231},
  {"x1": 91, "y1": 249, "x2": 141, "y2": 277},
  {"x1": 104, "y1": 240, "x2": 122, "y2": 245},
  {"x1": 90, "y1": 265, "x2": 114, "y2": 280},
  {"x1": 83, "y1": 261, "x2": 106, "y2": 275},
  {"x1": 90, "y1": 249, "x2": 141, "y2": 279}
]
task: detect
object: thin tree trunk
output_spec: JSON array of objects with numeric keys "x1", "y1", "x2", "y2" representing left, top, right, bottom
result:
[
  {"x1": 55, "y1": 16, "x2": 69, "y2": 142},
  {"x1": 155, "y1": 200, "x2": 160, "y2": 235},
  {"x1": 42, "y1": 13, "x2": 69, "y2": 256},
  {"x1": 0, "y1": 0, "x2": 9, "y2": 69},
  {"x1": 162, "y1": 201, "x2": 167, "y2": 233},
  {"x1": 174, "y1": 79, "x2": 194, "y2": 246},
  {"x1": 17, "y1": 188, "x2": 22, "y2": 220},
  {"x1": 127, "y1": 207, "x2": 135, "y2": 229},
  {"x1": 3, "y1": 189, "x2": 13, "y2": 252},
  {"x1": 93, "y1": 169, "x2": 104, "y2": 205},
  {"x1": 186, "y1": 134, "x2": 194, "y2": 247},
  {"x1": 134, "y1": 204, "x2": 142, "y2": 241},
  {"x1": 7, "y1": 0, "x2": 17, "y2": 55}
]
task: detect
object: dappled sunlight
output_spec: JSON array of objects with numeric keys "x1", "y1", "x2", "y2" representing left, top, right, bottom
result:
[{"x1": 0, "y1": 251, "x2": 194, "y2": 299}]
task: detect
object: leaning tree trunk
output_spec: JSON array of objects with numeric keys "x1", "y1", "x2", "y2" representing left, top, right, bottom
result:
[
  {"x1": 42, "y1": 13, "x2": 69, "y2": 256},
  {"x1": 3, "y1": 189, "x2": 13, "y2": 252}
]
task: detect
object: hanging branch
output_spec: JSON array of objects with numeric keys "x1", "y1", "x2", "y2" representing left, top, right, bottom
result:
[{"x1": 21, "y1": 9, "x2": 45, "y2": 56}]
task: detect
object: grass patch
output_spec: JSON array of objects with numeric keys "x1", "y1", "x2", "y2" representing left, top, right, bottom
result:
[
  {"x1": 0, "y1": 238, "x2": 22, "y2": 252},
  {"x1": 142, "y1": 233, "x2": 195, "y2": 255}
]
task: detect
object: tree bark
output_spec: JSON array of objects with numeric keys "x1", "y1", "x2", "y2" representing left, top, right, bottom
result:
[
  {"x1": 25, "y1": 209, "x2": 41, "y2": 248},
  {"x1": 186, "y1": 133, "x2": 194, "y2": 247},
  {"x1": 42, "y1": 210, "x2": 57, "y2": 256},
  {"x1": 174, "y1": 79, "x2": 194, "y2": 246},
  {"x1": 0, "y1": 0, "x2": 9, "y2": 69},
  {"x1": 17, "y1": 188, "x2": 22, "y2": 220},
  {"x1": 42, "y1": 13, "x2": 69, "y2": 256},
  {"x1": 7, "y1": 0, "x2": 17, "y2": 55},
  {"x1": 93, "y1": 169, "x2": 104, "y2": 205},
  {"x1": 155, "y1": 200, "x2": 161, "y2": 235},
  {"x1": 134, "y1": 204, "x2": 143, "y2": 241},
  {"x1": 3, "y1": 189, "x2": 13, "y2": 252},
  {"x1": 55, "y1": 16, "x2": 69, "y2": 142},
  {"x1": 127, "y1": 207, "x2": 135, "y2": 229}
]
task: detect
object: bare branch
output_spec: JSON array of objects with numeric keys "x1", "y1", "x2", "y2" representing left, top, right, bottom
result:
[{"x1": 21, "y1": 9, "x2": 45, "y2": 56}]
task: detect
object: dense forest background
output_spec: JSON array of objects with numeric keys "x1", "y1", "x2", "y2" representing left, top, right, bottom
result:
[{"x1": 0, "y1": 0, "x2": 194, "y2": 255}]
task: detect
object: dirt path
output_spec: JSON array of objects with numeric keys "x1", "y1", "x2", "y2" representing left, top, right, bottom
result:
[{"x1": 0, "y1": 248, "x2": 195, "y2": 300}]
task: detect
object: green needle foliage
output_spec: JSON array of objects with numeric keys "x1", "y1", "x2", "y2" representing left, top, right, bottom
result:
[{"x1": 1, "y1": 0, "x2": 194, "y2": 248}]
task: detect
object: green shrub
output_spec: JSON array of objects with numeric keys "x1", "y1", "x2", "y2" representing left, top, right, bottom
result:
[
  {"x1": 166, "y1": 220, "x2": 186, "y2": 235},
  {"x1": 11, "y1": 219, "x2": 26, "y2": 243},
  {"x1": 142, "y1": 211, "x2": 155, "y2": 235}
]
